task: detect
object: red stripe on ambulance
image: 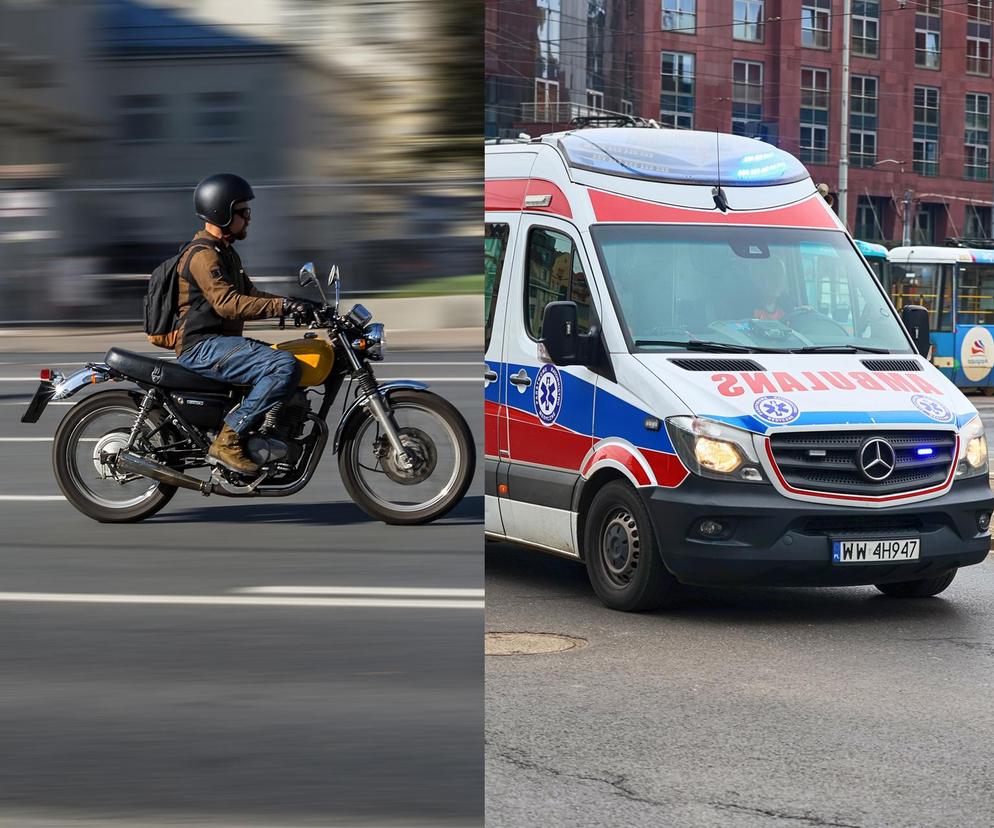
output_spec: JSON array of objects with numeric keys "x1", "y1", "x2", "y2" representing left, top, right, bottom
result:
[
  {"x1": 588, "y1": 190, "x2": 837, "y2": 228},
  {"x1": 484, "y1": 179, "x2": 573, "y2": 218}
]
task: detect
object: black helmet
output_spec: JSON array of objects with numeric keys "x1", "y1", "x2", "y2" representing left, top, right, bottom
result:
[{"x1": 194, "y1": 173, "x2": 254, "y2": 228}]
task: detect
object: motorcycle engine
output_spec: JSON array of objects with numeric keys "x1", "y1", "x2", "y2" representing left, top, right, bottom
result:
[{"x1": 261, "y1": 391, "x2": 310, "y2": 441}]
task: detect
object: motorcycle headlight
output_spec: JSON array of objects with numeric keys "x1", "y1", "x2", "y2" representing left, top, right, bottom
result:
[
  {"x1": 666, "y1": 416, "x2": 768, "y2": 483},
  {"x1": 354, "y1": 322, "x2": 385, "y2": 361},
  {"x1": 956, "y1": 415, "x2": 988, "y2": 478}
]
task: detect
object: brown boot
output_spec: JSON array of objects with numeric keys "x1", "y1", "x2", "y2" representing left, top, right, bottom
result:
[{"x1": 208, "y1": 424, "x2": 260, "y2": 475}]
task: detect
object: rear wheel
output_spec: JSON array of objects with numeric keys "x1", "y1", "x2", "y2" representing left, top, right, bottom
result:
[
  {"x1": 53, "y1": 390, "x2": 177, "y2": 523},
  {"x1": 875, "y1": 570, "x2": 957, "y2": 598},
  {"x1": 583, "y1": 480, "x2": 679, "y2": 612}
]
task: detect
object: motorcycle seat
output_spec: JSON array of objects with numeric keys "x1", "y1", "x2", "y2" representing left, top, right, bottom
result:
[{"x1": 105, "y1": 347, "x2": 232, "y2": 394}]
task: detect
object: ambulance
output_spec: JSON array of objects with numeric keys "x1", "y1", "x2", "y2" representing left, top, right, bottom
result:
[{"x1": 484, "y1": 126, "x2": 993, "y2": 612}]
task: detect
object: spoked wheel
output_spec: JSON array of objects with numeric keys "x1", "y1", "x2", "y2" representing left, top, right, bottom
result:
[
  {"x1": 584, "y1": 481, "x2": 679, "y2": 612},
  {"x1": 338, "y1": 390, "x2": 474, "y2": 525},
  {"x1": 53, "y1": 390, "x2": 177, "y2": 523}
]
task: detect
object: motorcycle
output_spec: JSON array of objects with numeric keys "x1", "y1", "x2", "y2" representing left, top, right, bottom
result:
[{"x1": 21, "y1": 263, "x2": 475, "y2": 525}]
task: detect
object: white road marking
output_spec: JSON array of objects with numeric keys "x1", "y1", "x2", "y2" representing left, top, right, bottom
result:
[
  {"x1": 0, "y1": 496, "x2": 65, "y2": 501},
  {"x1": 0, "y1": 592, "x2": 483, "y2": 610},
  {"x1": 0, "y1": 437, "x2": 53, "y2": 441},
  {"x1": 235, "y1": 586, "x2": 484, "y2": 598}
]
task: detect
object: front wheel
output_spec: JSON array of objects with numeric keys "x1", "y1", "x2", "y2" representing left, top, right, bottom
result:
[
  {"x1": 53, "y1": 390, "x2": 177, "y2": 523},
  {"x1": 338, "y1": 389, "x2": 475, "y2": 525},
  {"x1": 874, "y1": 570, "x2": 957, "y2": 598}
]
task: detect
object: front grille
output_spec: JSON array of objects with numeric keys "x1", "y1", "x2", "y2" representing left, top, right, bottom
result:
[
  {"x1": 769, "y1": 430, "x2": 956, "y2": 496},
  {"x1": 801, "y1": 515, "x2": 927, "y2": 537},
  {"x1": 669, "y1": 358, "x2": 765, "y2": 372}
]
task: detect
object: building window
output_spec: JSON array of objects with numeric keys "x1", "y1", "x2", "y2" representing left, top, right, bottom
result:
[
  {"x1": 852, "y1": 1, "x2": 880, "y2": 57},
  {"x1": 800, "y1": 67, "x2": 830, "y2": 164},
  {"x1": 731, "y1": 60, "x2": 763, "y2": 137},
  {"x1": 968, "y1": 1, "x2": 992, "y2": 75},
  {"x1": 195, "y1": 93, "x2": 243, "y2": 143},
  {"x1": 118, "y1": 95, "x2": 166, "y2": 143},
  {"x1": 915, "y1": 1, "x2": 941, "y2": 69},
  {"x1": 660, "y1": 51, "x2": 694, "y2": 129},
  {"x1": 850, "y1": 75, "x2": 878, "y2": 168},
  {"x1": 855, "y1": 196, "x2": 886, "y2": 242},
  {"x1": 913, "y1": 204, "x2": 935, "y2": 245},
  {"x1": 662, "y1": 0, "x2": 696, "y2": 32},
  {"x1": 536, "y1": 0, "x2": 561, "y2": 82},
  {"x1": 534, "y1": 78, "x2": 560, "y2": 122},
  {"x1": 966, "y1": 204, "x2": 991, "y2": 238},
  {"x1": 586, "y1": 89, "x2": 604, "y2": 111},
  {"x1": 802, "y1": 0, "x2": 831, "y2": 49},
  {"x1": 622, "y1": 99, "x2": 634, "y2": 116},
  {"x1": 913, "y1": 86, "x2": 940, "y2": 176},
  {"x1": 733, "y1": 0, "x2": 764, "y2": 42},
  {"x1": 965, "y1": 93, "x2": 990, "y2": 180}
]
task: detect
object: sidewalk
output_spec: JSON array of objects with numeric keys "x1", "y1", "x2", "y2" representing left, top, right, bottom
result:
[{"x1": 0, "y1": 295, "x2": 483, "y2": 353}]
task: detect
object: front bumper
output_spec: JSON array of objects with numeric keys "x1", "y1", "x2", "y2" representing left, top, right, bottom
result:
[{"x1": 641, "y1": 475, "x2": 994, "y2": 587}]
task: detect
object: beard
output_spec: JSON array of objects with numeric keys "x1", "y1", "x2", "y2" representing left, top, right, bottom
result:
[{"x1": 230, "y1": 225, "x2": 248, "y2": 241}]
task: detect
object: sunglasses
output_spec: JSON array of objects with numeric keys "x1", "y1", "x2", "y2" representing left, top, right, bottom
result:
[{"x1": 233, "y1": 207, "x2": 251, "y2": 220}]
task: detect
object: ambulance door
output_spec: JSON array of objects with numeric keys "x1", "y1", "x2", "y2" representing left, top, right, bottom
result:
[
  {"x1": 484, "y1": 218, "x2": 515, "y2": 535},
  {"x1": 499, "y1": 216, "x2": 598, "y2": 554}
]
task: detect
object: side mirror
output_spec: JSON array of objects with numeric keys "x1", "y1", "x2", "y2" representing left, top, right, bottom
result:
[
  {"x1": 298, "y1": 262, "x2": 317, "y2": 287},
  {"x1": 541, "y1": 301, "x2": 580, "y2": 365},
  {"x1": 328, "y1": 264, "x2": 340, "y2": 310},
  {"x1": 900, "y1": 304, "x2": 931, "y2": 358}
]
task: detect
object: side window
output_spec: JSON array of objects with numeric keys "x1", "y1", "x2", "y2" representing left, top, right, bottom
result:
[
  {"x1": 524, "y1": 227, "x2": 593, "y2": 339},
  {"x1": 485, "y1": 223, "x2": 509, "y2": 349}
]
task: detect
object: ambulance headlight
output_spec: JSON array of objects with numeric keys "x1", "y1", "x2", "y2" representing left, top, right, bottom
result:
[
  {"x1": 956, "y1": 416, "x2": 988, "y2": 478},
  {"x1": 666, "y1": 417, "x2": 768, "y2": 483}
]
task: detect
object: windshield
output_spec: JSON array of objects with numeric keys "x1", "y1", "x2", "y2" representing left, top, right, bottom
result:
[{"x1": 590, "y1": 225, "x2": 913, "y2": 353}]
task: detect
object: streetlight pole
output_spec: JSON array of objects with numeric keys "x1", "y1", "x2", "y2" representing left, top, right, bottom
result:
[{"x1": 838, "y1": 0, "x2": 852, "y2": 228}]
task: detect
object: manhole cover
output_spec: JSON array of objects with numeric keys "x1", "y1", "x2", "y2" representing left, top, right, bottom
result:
[{"x1": 485, "y1": 631, "x2": 587, "y2": 656}]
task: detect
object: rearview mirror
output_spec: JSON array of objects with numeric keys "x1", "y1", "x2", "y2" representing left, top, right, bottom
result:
[
  {"x1": 298, "y1": 262, "x2": 317, "y2": 287},
  {"x1": 328, "y1": 264, "x2": 340, "y2": 287},
  {"x1": 900, "y1": 304, "x2": 931, "y2": 358},
  {"x1": 541, "y1": 301, "x2": 581, "y2": 365}
]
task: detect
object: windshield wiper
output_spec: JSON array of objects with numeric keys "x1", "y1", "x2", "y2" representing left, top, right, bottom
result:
[
  {"x1": 635, "y1": 339, "x2": 789, "y2": 354},
  {"x1": 789, "y1": 344, "x2": 891, "y2": 354}
]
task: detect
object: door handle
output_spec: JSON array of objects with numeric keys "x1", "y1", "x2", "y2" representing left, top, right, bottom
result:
[
  {"x1": 509, "y1": 369, "x2": 532, "y2": 388},
  {"x1": 484, "y1": 368, "x2": 498, "y2": 383}
]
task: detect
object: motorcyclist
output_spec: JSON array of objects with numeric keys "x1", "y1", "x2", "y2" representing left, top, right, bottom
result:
[{"x1": 174, "y1": 173, "x2": 317, "y2": 475}]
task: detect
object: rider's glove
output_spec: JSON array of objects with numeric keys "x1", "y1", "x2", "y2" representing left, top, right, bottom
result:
[{"x1": 282, "y1": 297, "x2": 318, "y2": 317}]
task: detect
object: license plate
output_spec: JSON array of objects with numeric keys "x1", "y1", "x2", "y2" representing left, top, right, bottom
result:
[{"x1": 832, "y1": 538, "x2": 920, "y2": 564}]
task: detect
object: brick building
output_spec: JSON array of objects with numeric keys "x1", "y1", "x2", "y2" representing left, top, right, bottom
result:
[{"x1": 485, "y1": 1, "x2": 994, "y2": 245}]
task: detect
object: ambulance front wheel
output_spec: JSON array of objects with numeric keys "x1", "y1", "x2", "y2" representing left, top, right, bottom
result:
[{"x1": 584, "y1": 480, "x2": 680, "y2": 612}]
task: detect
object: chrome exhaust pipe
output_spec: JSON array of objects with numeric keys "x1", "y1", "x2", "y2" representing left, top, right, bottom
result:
[{"x1": 117, "y1": 452, "x2": 211, "y2": 495}]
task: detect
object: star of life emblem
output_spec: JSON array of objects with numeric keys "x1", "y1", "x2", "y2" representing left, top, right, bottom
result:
[
  {"x1": 911, "y1": 394, "x2": 953, "y2": 423},
  {"x1": 534, "y1": 364, "x2": 563, "y2": 426},
  {"x1": 753, "y1": 395, "x2": 800, "y2": 425}
]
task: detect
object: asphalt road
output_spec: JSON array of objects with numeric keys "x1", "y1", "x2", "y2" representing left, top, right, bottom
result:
[
  {"x1": 486, "y1": 397, "x2": 994, "y2": 828},
  {"x1": 0, "y1": 349, "x2": 483, "y2": 827}
]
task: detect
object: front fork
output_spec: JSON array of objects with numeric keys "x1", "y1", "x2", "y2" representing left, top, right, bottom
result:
[{"x1": 337, "y1": 333, "x2": 412, "y2": 469}]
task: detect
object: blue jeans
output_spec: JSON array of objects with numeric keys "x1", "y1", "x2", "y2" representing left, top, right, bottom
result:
[{"x1": 178, "y1": 335, "x2": 301, "y2": 435}]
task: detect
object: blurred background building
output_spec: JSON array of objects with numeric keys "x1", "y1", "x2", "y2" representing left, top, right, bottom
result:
[
  {"x1": 486, "y1": 0, "x2": 994, "y2": 246},
  {"x1": 1, "y1": 0, "x2": 480, "y2": 321}
]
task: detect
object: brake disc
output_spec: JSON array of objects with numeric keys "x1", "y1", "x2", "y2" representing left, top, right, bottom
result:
[
  {"x1": 92, "y1": 430, "x2": 131, "y2": 481},
  {"x1": 377, "y1": 427, "x2": 437, "y2": 484}
]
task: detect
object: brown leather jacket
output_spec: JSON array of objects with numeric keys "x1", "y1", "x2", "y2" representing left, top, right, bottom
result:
[{"x1": 174, "y1": 230, "x2": 283, "y2": 355}]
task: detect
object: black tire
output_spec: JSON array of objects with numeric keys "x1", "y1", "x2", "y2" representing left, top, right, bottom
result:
[
  {"x1": 338, "y1": 389, "x2": 475, "y2": 525},
  {"x1": 875, "y1": 570, "x2": 957, "y2": 598},
  {"x1": 53, "y1": 390, "x2": 177, "y2": 523},
  {"x1": 583, "y1": 480, "x2": 680, "y2": 612}
]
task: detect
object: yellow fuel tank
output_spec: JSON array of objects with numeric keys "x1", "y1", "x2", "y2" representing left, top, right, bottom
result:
[{"x1": 272, "y1": 338, "x2": 335, "y2": 387}]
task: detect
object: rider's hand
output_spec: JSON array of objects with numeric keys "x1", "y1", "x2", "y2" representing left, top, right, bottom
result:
[{"x1": 282, "y1": 297, "x2": 318, "y2": 318}]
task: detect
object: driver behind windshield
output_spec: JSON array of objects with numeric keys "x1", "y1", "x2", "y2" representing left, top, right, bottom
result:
[{"x1": 750, "y1": 260, "x2": 790, "y2": 321}]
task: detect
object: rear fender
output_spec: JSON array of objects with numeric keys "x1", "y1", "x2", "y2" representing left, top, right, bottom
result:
[
  {"x1": 52, "y1": 363, "x2": 112, "y2": 400},
  {"x1": 332, "y1": 380, "x2": 429, "y2": 454}
]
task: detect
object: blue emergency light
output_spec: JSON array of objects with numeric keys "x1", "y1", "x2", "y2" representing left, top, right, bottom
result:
[{"x1": 917, "y1": 448, "x2": 934, "y2": 456}]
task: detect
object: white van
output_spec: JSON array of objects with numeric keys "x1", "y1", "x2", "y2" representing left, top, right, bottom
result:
[{"x1": 484, "y1": 126, "x2": 993, "y2": 611}]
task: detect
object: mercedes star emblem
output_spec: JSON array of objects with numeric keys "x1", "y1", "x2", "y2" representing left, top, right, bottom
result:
[{"x1": 858, "y1": 438, "x2": 896, "y2": 482}]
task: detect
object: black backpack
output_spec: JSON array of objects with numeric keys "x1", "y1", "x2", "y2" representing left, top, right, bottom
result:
[{"x1": 143, "y1": 240, "x2": 213, "y2": 349}]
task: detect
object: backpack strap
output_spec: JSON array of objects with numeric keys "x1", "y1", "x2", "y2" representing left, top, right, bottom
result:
[{"x1": 177, "y1": 239, "x2": 219, "y2": 286}]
